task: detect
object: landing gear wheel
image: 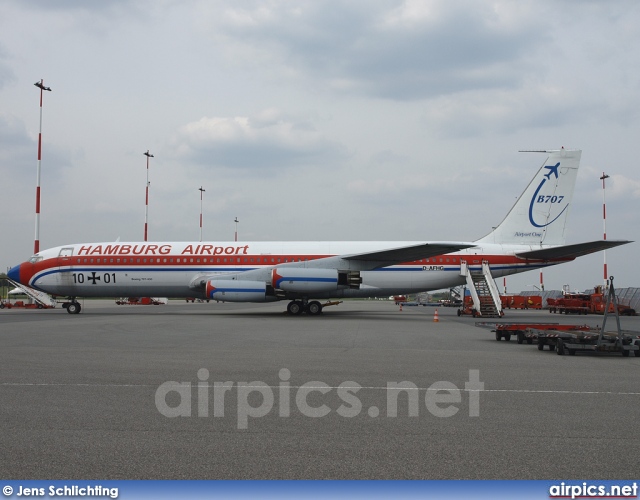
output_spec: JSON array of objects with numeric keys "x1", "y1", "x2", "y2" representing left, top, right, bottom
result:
[
  {"x1": 307, "y1": 301, "x2": 323, "y2": 315},
  {"x1": 287, "y1": 301, "x2": 303, "y2": 315},
  {"x1": 67, "y1": 302, "x2": 81, "y2": 314}
]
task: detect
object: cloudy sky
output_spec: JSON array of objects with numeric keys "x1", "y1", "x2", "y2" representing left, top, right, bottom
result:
[{"x1": 1, "y1": 0, "x2": 638, "y2": 292}]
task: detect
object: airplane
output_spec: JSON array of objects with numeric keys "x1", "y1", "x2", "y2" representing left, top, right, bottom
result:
[{"x1": 7, "y1": 148, "x2": 631, "y2": 315}]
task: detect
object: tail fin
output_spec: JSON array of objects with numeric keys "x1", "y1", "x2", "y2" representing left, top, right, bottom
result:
[{"x1": 476, "y1": 148, "x2": 581, "y2": 246}]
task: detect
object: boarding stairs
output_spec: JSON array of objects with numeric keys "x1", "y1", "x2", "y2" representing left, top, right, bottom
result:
[
  {"x1": 460, "y1": 261, "x2": 502, "y2": 317},
  {"x1": 7, "y1": 278, "x2": 57, "y2": 308}
]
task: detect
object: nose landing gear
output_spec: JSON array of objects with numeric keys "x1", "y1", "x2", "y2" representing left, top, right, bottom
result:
[{"x1": 63, "y1": 299, "x2": 82, "y2": 314}]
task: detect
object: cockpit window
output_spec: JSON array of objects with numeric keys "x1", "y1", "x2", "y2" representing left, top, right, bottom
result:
[{"x1": 28, "y1": 256, "x2": 43, "y2": 264}]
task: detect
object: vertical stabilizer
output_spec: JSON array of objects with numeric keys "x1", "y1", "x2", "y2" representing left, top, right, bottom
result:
[{"x1": 476, "y1": 149, "x2": 581, "y2": 247}]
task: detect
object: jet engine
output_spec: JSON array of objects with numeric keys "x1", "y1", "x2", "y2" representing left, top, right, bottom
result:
[{"x1": 206, "y1": 280, "x2": 270, "y2": 302}]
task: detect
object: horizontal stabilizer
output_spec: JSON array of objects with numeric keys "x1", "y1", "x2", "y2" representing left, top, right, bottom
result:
[
  {"x1": 516, "y1": 240, "x2": 632, "y2": 260},
  {"x1": 344, "y1": 242, "x2": 476, "y2": 264}
]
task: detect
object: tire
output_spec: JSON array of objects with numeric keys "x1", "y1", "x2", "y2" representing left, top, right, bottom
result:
[
  {"x1": 526, "y1": 338, "x2": 533, "y2": 345},
  {"x1": 287, "y1": 301, "x2": 303, "y2": 315},
  {"x1": 622, "y1": 349, "x2": 630, "y2": 357},
  {"x1": 67, "y1": 303, "x2": 80, "y2": 314},
  {"x1": 504, "y1": 334, "x2": 511, "y2": 342},
  {"x1": 457, "y1": 309, "x2": 461, "y2": 316},
  {"x1": 517, "y1": 332, "x2": 524, "y2": 344},
  {"x1": 549, "y1": 343, "x2": 556, "y2": 352},
  {"x1": 537, "y1": 342, "x2": 544, "y2": 351},
  {"x1": 556, "y1": 341, "x2": 565, "y2": 355},
  {"x1": 37, "y1": 303, "x2": 43, "y2": 309},
  {"x1": 495, "y1": 332, "x2": 501, "y2": 341},
  {"x1": 0, "y1": 303, "x2": 4, "y2": 309},
  {"x1": 307, "y1": 301, "x2": 323, "y2": 315}
]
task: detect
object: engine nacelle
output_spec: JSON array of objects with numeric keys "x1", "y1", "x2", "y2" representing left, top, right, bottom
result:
[
  {"x1": 271, "y1": 268, "x2": 339, "y2": 293},
  {"x1": 206, "y1": 280, "x2": 268, "y2": 302}
]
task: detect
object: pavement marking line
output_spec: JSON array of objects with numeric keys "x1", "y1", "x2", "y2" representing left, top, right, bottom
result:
[{"x1": 2, "y1": 382, "x2": 640, "y2": 396}]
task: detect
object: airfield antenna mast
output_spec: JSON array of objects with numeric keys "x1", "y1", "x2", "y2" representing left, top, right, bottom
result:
[
  {"x1": 600, "y1": 172, "x2": 610, "y2": 290},
  {"x1": 143, "y1": 150, "x2": 154, "y2": 241},
  {"x1": 33, "y1": 79, "x2": 51, "y2": 254},
  {"x1": 199, "y1": 186, "x2": 205, "y2": 242}
]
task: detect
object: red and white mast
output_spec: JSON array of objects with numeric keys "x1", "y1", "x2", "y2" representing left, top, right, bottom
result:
[
  {"x1": 143, "y1": 150, "x2": 154, "y2": 241},
  {"x1": 600, "y1": 172, "x2": 610, "y2": 289},
  {"x1": 199, "y1": 186, "x2": 205, "y2": 242},
  {"x1": 33, "y1": 79, "x2": 51, "y2": 254}
]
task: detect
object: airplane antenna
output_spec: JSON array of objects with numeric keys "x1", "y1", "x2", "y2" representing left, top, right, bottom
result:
[
  {"x1": 234, "y1": 217, "x2": 239, "y2": 242},
  {"x1": 33, "y1": 79, "x2": 52, "y2": 254}
]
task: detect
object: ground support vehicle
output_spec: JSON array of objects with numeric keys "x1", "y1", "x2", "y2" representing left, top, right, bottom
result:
[
  {"x1": 0, "y1": 300, "x2": 53, "y2": 310},
  {"x1": 540, "y1": 278, "x2": 640, "y2": 356},
  {"x1": 533, "y1": 329, "x2": 640, "y2": 356},
  {"x1": 476, "y1": 322, "x2": 589, "y2": 344},
  {"x1": 547, "y1": 294, "x2": 590, "y2": 314},
  {"x1": 547, "y1": 286, "x2": 636, "y2": 316},
  {"x1": 115, "y1": 297, "x2": 165, "y2": 305},
  {"x1": 501, "y1": 295, "x2": 543, "y2": 310}
]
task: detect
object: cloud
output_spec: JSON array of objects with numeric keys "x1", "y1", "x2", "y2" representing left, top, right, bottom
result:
[
  {"x1": 171, "y1": 108, "x2": 348, "y2": 170},
  {"x1": 205, "y1": 0, "x2": 542, "y2": 100}
]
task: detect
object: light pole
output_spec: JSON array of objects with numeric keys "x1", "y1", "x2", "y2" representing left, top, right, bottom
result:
[
  {"x1": 143, "y1": 150, "x2": 154, "y2": 241},
  {"x1": 234, "y1": 217, "x2": 239, "y2": 242},
  {"x1": 33, "y1": 79, "x2": 51, "y2": 254},
  {"x1": 600, "y1": 173, "x2": 610, "y2": 290},
  {"x1": 199, "y1": 186, "x2": 205, "y2": 242}
]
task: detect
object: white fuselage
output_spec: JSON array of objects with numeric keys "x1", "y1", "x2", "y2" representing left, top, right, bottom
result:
[{"x1": 17, "y1": 240, "x2": 558, "y2": 300}]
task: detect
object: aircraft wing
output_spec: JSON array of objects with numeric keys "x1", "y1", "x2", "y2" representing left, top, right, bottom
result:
[
  {"x1": 190, "y1": 241, "x2": 477, "y2": 289},
  {"x1": 343, "y1": 242, "x2": 477, "y2": 265},
  {"x1": 516, "y1": 240, "x2": 632, "y2": 260}
]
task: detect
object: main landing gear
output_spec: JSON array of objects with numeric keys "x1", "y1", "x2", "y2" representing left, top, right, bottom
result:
[
  {"x1": 287, "y1": 300, "x2": 323, "y2": 316},
  {"x1": 63, "y1": 299, "x2": 82, "y2": 314}
]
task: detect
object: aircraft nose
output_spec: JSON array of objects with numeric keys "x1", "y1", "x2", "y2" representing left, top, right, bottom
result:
[{"x1": 7, "y1": 263, "x2": 22, "y2": 283}]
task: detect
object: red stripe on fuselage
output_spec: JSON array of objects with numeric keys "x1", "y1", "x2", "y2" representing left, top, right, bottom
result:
[{"x1": 20, "y1": 252, "x2": 570, "y2": 287}]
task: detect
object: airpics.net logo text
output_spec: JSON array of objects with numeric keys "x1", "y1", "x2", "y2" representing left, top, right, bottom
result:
[
  {"x1": 155, "y1": 369, "x2": 484, "y2": 429},
  {"x1": 550, "y1": 482, "x2": 638, "y2": 499}
]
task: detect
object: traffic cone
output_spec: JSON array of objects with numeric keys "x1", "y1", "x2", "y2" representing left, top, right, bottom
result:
[{"x1": 433, "y1": 309, "x2": 439, "y2": 322}]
